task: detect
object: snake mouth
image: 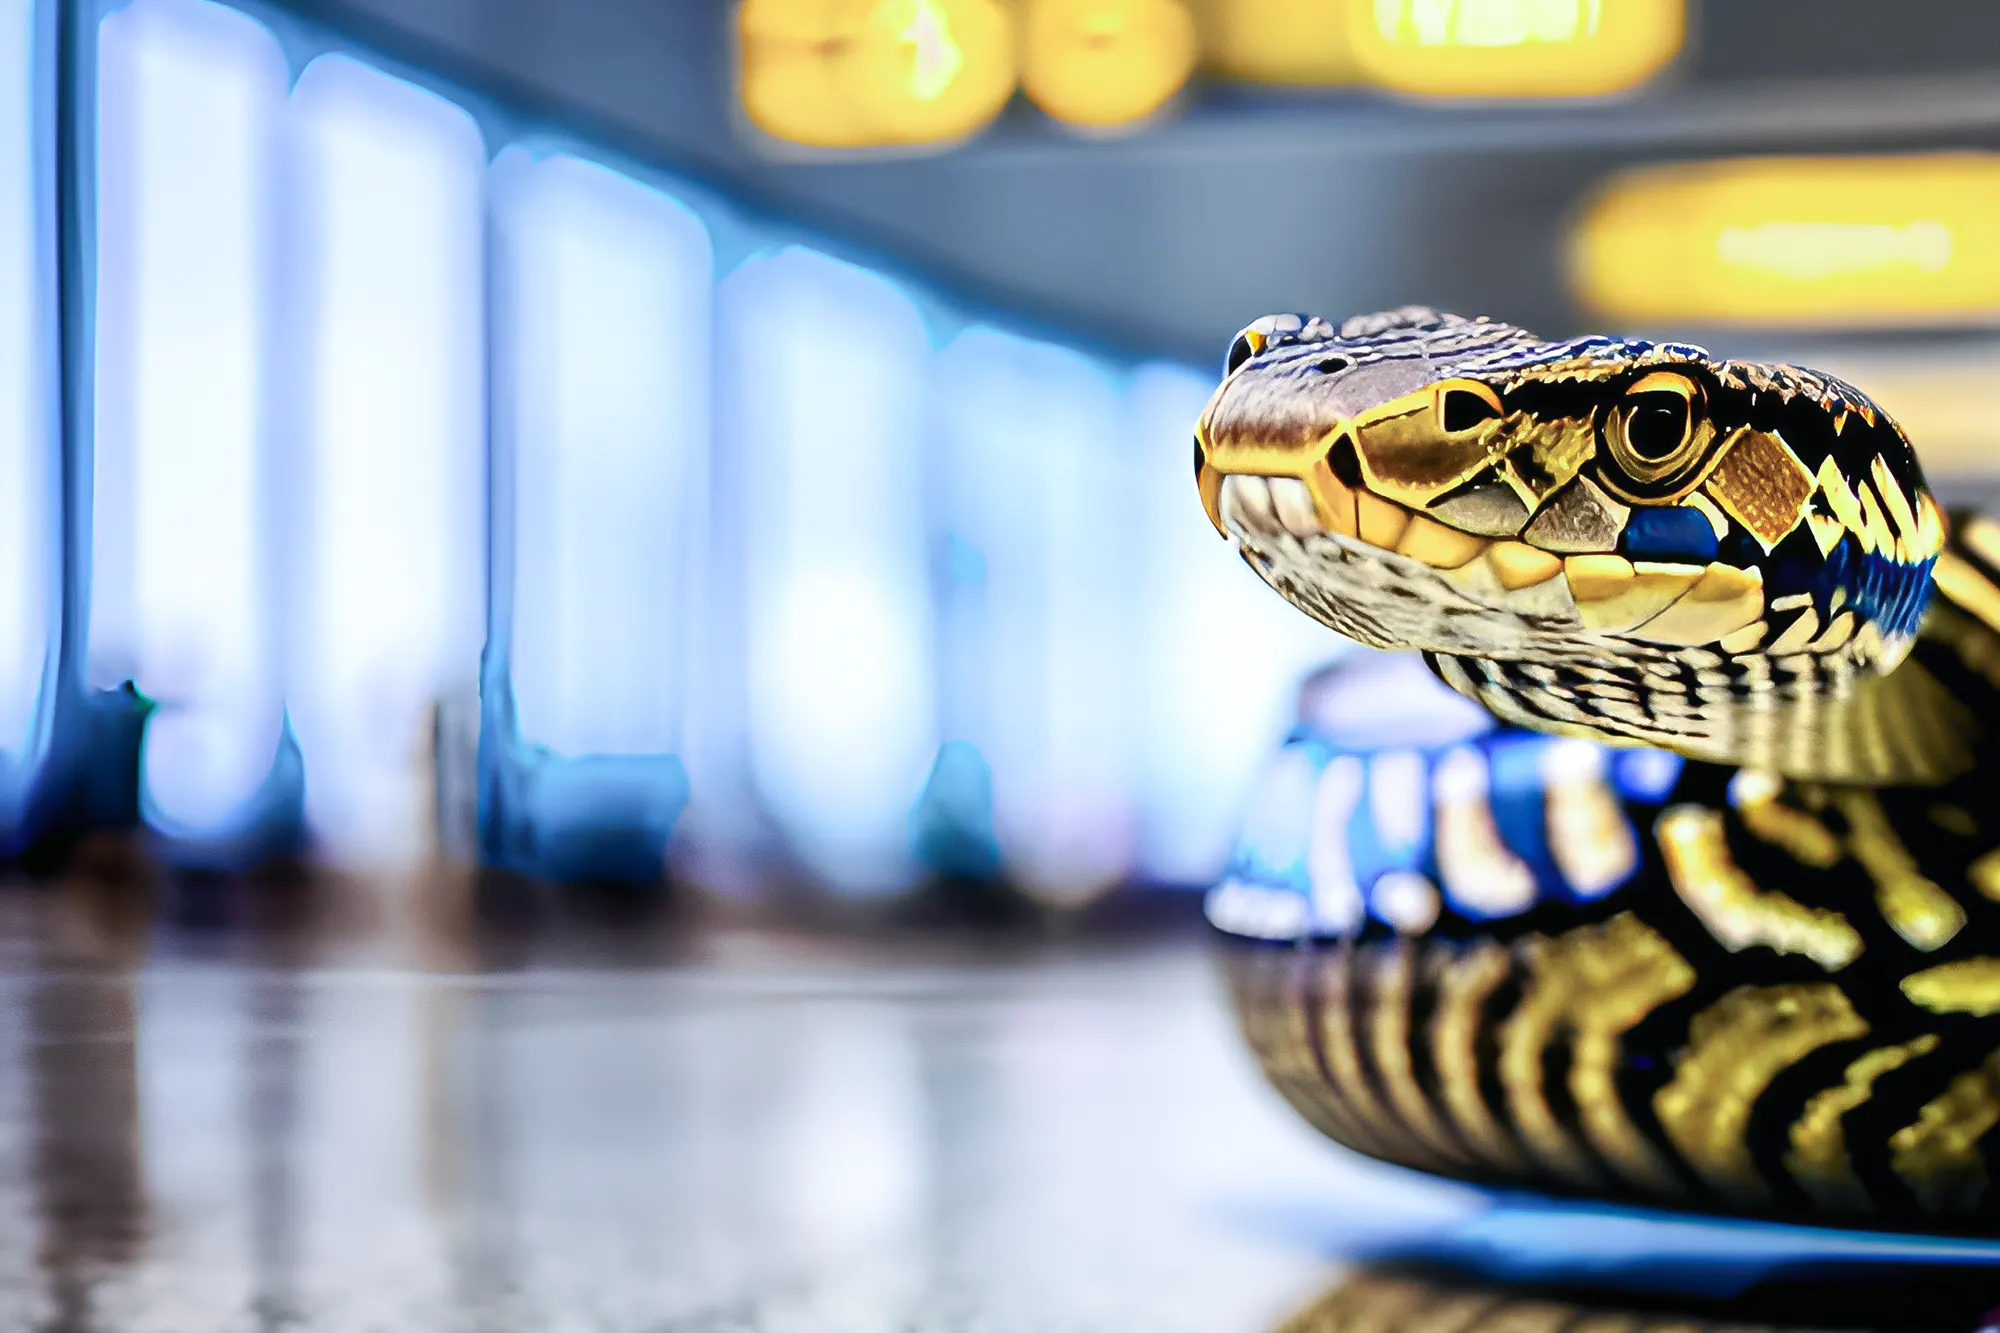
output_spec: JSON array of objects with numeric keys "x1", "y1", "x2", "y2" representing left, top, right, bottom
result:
[{"x1": 1198, "y1": 428, "x2": 1770, "y2": 650}]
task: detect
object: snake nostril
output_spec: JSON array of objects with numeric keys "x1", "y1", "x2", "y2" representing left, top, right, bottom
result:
[
  {"x1": 1193, "y1": 433, "x2": 1206, "y2": 482},
  {"x1": 1326, "y1": 429, "x2": 1362, "y2": 486},
  {"x1": 1314, "y1": 356, "x2": 1352, "y2": 375}
]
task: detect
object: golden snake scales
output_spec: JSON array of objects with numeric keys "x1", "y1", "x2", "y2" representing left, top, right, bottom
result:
[{"x1": 1197, "y1": 307, "x2": 2000, "y2": 1231}]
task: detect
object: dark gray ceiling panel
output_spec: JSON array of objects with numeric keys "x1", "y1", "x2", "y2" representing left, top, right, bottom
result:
[{"x1": 268, "y1": 0, "x2": 2000, "y2": 361}]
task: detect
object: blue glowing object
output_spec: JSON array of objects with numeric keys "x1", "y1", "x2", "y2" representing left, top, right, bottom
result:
[{"x1": 910, "y1": 740, "x2": 1002, "y2": 880}]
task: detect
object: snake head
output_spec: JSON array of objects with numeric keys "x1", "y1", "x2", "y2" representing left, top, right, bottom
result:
[{"x1": 1195, "y1": 307, "x2": 1950, "y2": 772}]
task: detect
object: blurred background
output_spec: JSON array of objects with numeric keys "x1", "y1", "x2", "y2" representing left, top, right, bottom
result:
[
  {"x1": 5, "y1": 1, "x2": 2000, "y2": 1327},
  {"x1": 5, "y1": 0, "x2": 2000, "y2": 910}
]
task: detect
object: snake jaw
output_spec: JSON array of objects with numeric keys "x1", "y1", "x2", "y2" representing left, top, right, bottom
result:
[{"x1": 1218, "y1": 472, "x2": 1769, "y2": 653}]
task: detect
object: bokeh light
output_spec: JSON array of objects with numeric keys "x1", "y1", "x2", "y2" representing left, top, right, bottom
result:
[
  {"x1": 91, "y1": 0, "x2": 286, "y2": 839},
  {"x1": 1020, "y1": 0, "x2": 1198, "y2": 129},
  {"x1": 494, "y1": 151, "x2": 709, "y2": 765},
  {"x1": 0, "y1": 0, "x2": 48, "y2": 832},
  {"x1": 738, "y1": 0, "x2": 1016, "y2": 149},
  {"x1": 1573, "y1": 153, "x2": 2000, "y2": 328},
  {"x1": 284, "y1": 55, "x2": 486, "y2": 866},
  {"x1": 1195, "y1": 0, "x2": 1357, "y2": 86},
  {"x1": 1351, "y1": 0, "x2": 1683, "y2": 99},
  {"x1": 934, "y1": 327, "x2": 1136, "y2": 904},
  {"x1": 724, "y1": 249, "x2": 938, "y2": 892}
]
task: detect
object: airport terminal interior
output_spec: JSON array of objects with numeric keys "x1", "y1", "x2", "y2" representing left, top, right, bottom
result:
[{"x1": 7, "y1": 0, "x2": 2000, "y2": 1327}]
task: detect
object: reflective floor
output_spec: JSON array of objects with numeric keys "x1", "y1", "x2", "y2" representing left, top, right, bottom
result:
[
  {"x1": 2, "y1": 872, "x2": 1997, "y2": 1332},
  {"x1": 0, "y1": 873, "x2": 1445, "y2": 1332}
]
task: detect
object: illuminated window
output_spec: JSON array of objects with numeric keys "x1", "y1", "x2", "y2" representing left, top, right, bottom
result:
[
  {"x1": 1126, "y1": 363, "x2": 1343, "y2": 886},
  {"x1": 1572, "y1": 154, "x2": 2000, "y2": 328},
  {"x1": 91, "y1": 0, "x2": 286, "y2": 838},
  {"x1": 934, "y1": 328, "x2": 1135, "y2": 903},
  {"x1": 1020, "y1": 0, "x2": 1197, "y2": 129},
  {"x1": 722, "y1": 249, "x2": 937, "y2": 891},
  {"x1": 1352, "y1": 0, "x2": 1682, "y2": 99},
  {"x1": 283, "y1": 55, "x2": 486, "y2": 866},
  {"x1": 738, "y1": 0, "x2": 1015, "y2": 149},
  {"x1": 488, "y1": 149, "x2": 709, "y2": 881},
  {"x1": 0, "y1": 0, "x2": 49, "y2": 836},
  {"x1": 496, "y1": 151, "x2": 708, "y2": 762},
  {"x1": 1196, "y1": 0, "x2": 1358, "y2": 86}
]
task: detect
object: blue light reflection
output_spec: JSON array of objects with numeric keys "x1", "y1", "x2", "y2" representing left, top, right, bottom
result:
[
  {"x1": 91, "y1": 0, "x2": 285, "y2": 843},
  {"x1": 282, "y1": 55, "x2": 485, "y2": 866},
  {"x1": 0, "y1": 0, "x2": 49, "y2": 846},
  {"x1": 724, "y1": 249, "x2": 937, "y2": 893}
]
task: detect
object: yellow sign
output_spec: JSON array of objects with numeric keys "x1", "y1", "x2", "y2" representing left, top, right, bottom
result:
[
  {"x1": 1572, "y1": 154, "x2": 2000, "y2": 328},
  {"x1": 1351, "y1": 0, "x2": 1683, "y2": 99},
  {"x1": 1197, "y1": 0, "x2": 1357, "y2": 85},
  {"x1": 739, "y1": 0, "x2": 1016, "y2": 148},
  {"x1": 1021, "y1": 0, "x2": 1199, "y2": 128}
]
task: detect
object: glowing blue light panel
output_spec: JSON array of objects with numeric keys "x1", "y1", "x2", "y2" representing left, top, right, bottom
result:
[
  {"x1": 0, "y1": 0, "x2": 49, "y2": 835},
  {"x1": 496, "y1": 150, "x2": 708, "y2": 761},
  {"x1": 283, "y1": 55, "x2": 485, "y2": 865},
  {"x1": 934, "y1": 328, "x2": 1136, "y2": 903},
  {"x1": 721, "y1": 249, "x2": 936, "y2": 892},
  {"x1": 1127, "y1": 363, "x2": 1345, "y2": 886},
  {"x1": 482, "y1": 149, "x2": 708, "y2": 884},
  {"x1": 91, "y1": 0, "x2": 286, "y2": 838}
]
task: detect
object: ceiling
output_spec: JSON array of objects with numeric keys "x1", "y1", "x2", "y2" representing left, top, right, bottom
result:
[{"x1": 266, "y1": 0, "x2": 2000, "y2": 365}]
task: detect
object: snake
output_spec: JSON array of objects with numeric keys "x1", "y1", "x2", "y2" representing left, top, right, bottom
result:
[{"x1": 1195, "y1": 306, "x2": 2000, "y2": 1233}]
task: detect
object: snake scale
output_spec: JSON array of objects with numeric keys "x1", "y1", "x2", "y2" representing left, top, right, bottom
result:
[{"x1": 1197, "y1": 306, "x2": 2000, "y2": 1232}]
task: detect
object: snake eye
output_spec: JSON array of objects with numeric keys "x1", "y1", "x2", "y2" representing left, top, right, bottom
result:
[
  {"x1": 1604, "y1": 371, "x2": 1706, "y2": 488},
  {"x1": 1225, "y1": 328, "x2": 1265, "y2": 377}
]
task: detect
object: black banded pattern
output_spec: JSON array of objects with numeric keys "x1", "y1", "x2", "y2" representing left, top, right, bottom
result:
[{"x1": 1201, "y1": 307, "x2": 2000, "y2": 1232}]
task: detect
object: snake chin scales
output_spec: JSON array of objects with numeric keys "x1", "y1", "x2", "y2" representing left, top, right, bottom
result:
[{"x1": 1201, "y1": 307, "x2": 2000, "y2": 1235}]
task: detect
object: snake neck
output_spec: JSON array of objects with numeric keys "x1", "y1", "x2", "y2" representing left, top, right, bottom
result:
[{"x1": 1421, "y1": 512, "x2": 2000, "y2": 788}]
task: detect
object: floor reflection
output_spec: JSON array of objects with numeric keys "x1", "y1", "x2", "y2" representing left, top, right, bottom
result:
[
  {"x1": 244, "y1": 972, "x2": 303, "y2": 1332},
  {"x1": 19, "y1": 881, "x2": 149, "y2": 1333},
  {"x1": 1280, "y1": 1267, "x2": 2000, "y2": 1333},
  {"x1": 1279, "y1": 1272, "x2": 1820, "y2": 1333},
  {"x1": 0, "y1": 873, "x2": 1390, "y2": 1330},
  {"x1": 4, "y1": 871, "x2": 1992, "y2": 1331}
]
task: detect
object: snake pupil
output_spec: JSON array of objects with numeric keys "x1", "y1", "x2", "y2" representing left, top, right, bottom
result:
[{"x1": 1624, "y1": 391, "x2": 1690, "y2": 460}]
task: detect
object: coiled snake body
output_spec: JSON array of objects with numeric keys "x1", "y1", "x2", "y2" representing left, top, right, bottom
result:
[{"x1": 1197, "y1": 307, "x2": 2000, "y2": 1231}]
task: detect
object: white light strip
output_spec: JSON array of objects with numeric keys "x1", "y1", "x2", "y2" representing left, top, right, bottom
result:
[
  {"x1": 284, "y1": 55, "x2": 485, "y2": 866},
  {"x1": 934, "y1": 327, "x2": 1134, "y2": 903},
  {"x1": 494, "y1": 149, "x2": 708, "y2": 761},
  {"x1": 1128, "y1": 362, "x2": 1344, "y2": 886},
  {"x1": 0, "y1": 0, "x2": 47, "y2": 801},
  {"x1": 723, "y1": 248, "x2": 935, "y2": 893},
  {"x1": 91, "y1": 0, "x2": 285, "y2": 836}
]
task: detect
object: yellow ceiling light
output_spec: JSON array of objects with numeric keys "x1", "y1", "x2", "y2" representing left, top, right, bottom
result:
[
  {"x1": 738, "y1": 0, "x2": 1016, "y2": 149},
  {"x1": 1351, "y1": 0, "x2": 1683, "y2": 99},
  {"x1": 1571, "y1": 154, "x2": 2000, "y2": 328},
  {"x1": 1197, "y1": 0, "x2": 1358, "y2": 85},
  {"x1": 1021, "y1": 0, "x2": 1199, "y2": 129}
]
